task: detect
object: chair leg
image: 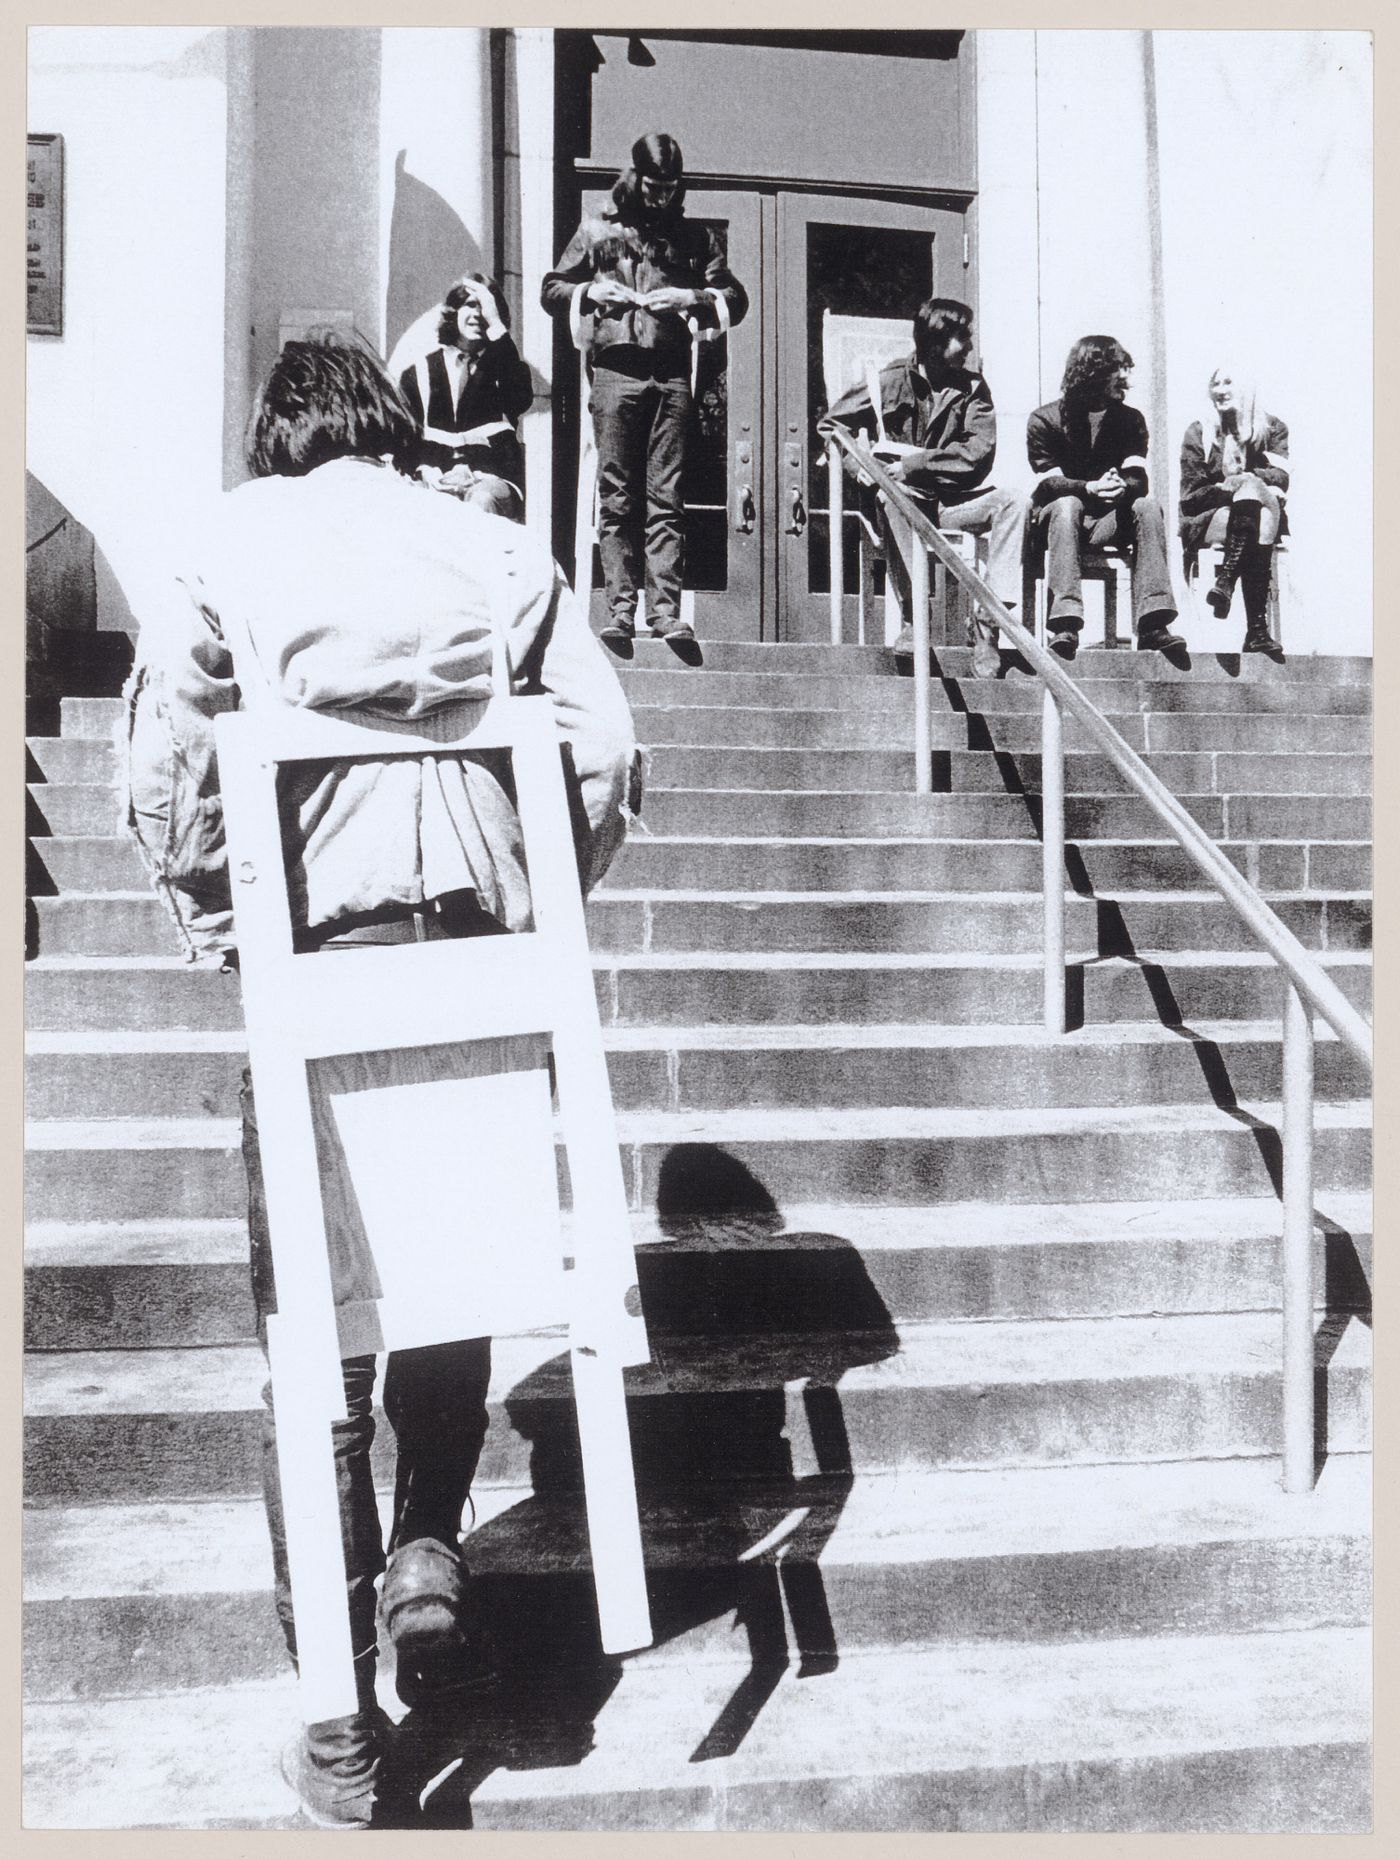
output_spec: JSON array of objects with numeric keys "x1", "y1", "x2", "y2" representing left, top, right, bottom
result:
[{"x1": 1103, "y1": 572, "x2": 1118, "y2": 650}]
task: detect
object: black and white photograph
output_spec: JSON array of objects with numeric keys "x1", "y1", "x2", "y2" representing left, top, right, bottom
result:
[{"x1": 22, "y1": 21, "x2": 1374, "y2": 1834}]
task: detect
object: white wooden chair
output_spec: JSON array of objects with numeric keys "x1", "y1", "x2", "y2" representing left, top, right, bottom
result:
[{"x1": 215, "y1": 646, "x2": 653, "y2": 1725}]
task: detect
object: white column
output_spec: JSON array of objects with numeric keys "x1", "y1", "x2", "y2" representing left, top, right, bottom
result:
[
  {"x1": 379, "y1": 27, "x2": 494, "y2": 363},
  {"x1": 974, "y1": 30, "x2": 1042, "y2": 449},
  {"x1": 510, "y1": 28, "x2": 557, "y2": 552}
]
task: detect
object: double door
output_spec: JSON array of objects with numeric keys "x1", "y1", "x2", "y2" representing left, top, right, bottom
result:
[{"x1": 576, "y1": 185, "x2": 969, "y2": 639}]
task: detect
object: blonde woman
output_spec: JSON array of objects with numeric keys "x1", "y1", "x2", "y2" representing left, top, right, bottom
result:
[{"x1": 1179, "y1": 369, "x2": 1289, "y2": 658}]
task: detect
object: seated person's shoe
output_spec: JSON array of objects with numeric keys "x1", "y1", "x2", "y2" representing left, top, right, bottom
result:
[
  {"x1": 1243, "y1": 626, "x2": 1285, "y2": 662},
  {"x1": 599, "y1": 615, "x2": 636, "y2": 644},
  {"x1": 970, "y1": 622, "x2": 1001, "y2": 680},
  {"x1": 656, "y1": 619, "x2": 696, "y2": 643},
  {"x1": 281, "y1": 1704, "x2": 393, "y2": 1830},
  {"x1": 892, "y1": 624, "x2": 916, "y2": 659},
  {"x1": 1136, "y1": 618, "x2": 1186, "y2": 656},
  {"x1": 1048, "y1": 630, "x2": 1079, "y2": 662},
  {"x1": 381, "y1": 1538, "x2": 471, "y2": 1709},
  {"x1": 1205, "y1": 575, "x2": 1235, "y2": 619}
]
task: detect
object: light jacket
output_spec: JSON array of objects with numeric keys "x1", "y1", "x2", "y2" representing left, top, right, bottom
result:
[
  {"x1": 1178, "y1": 413, "x2": 1290, "y2": 548},
  {"x1": 818, "y1": 356, "x2": 998, "y2": 507},
  {"x1": 123, "y1": 458, "x2": 638, "y2": 960},
  {"x1": 541, "y1": 203, "x2": 747, "y2": 366}
]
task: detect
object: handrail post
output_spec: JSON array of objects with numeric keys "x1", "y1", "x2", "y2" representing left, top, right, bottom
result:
[
  {"x1": 1042, "y1": 685, "x2": 1066, "y2": 1033},
  {"x1": 1281, "y1": 980, "x2": 1316, "y2": 1493},
  {"x1": 909, "y1": 521, "x2": 933, "y2": 794},
  {"x1": 827, "y1": 443, "x2": 844, "y2": 646}
]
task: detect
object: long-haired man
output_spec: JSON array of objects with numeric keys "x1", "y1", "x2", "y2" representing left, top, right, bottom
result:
[{"x1": 1026, "y1": 335, "x2": 1182, "y2": 659}]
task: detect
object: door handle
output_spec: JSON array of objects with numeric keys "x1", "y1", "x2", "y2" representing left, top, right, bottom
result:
[
  {"x1": 786, "y1": 487, "x2": 807, "y2": 536},
  {"x1": 732, "y1": 438, "x2": 755, "y2": 533}
]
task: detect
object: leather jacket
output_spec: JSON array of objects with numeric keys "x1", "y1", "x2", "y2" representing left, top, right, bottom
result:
[{"x1": 541, "y1": 203, "x2": 747, "y2": 364}]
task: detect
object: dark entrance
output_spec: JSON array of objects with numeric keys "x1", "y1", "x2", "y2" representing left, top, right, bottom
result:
[{"x1": 552, "y1": 30, "x2": 977, "y2": 641}]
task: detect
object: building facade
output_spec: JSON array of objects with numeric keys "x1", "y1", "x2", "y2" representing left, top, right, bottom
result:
[{"x1": 26, "y1": 26, "x2": 1371, "y2": 654}]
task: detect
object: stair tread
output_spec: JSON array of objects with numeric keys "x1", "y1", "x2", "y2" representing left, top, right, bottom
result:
[
  {"x1": 23, "y1": 1453, "x2": 1371, "y2": 1602},
  {"x1": 23, "y1": 1191, "x2": 1373, "y2": 1268},
  {"x1": 22, "y1": 1627, "x2": 1370, "y2": 1829},
  {"x1": 23, "y1": 1311, "x2": 1373, "y2": 1417},
  {"x1": 468, "y1": 1626, "x2": 1372, "y2": 1807},
  {"x1": 26, "y1": 1095, "x2": 1371, "y2": 1154},
  {"x1": 24, "y1": 1016, "x2": 1360, "y2": 1057}
]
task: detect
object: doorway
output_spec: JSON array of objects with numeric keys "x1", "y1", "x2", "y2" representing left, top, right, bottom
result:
[{"x1": 568, "y1": 185, "x2": 968, "y2": 640}]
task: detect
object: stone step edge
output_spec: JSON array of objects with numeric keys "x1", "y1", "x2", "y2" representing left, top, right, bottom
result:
[
  {"x1": 20, "y1": 1627, "x2": 1372, "y2": 1833},
  {"x1": 22, "y1": 1015, "x2": 1360, "y2": 1057},
  {"x1": 22, "y1": 1453, "x2": 1373, "y2": 1604},
  {"x1": 22, "y1": 1311, "x2": 1375, "y2": 1420},
  {"x1": 21, "y1": 1094, "x2": 1376, "y2": 1153},
  {"x1": 25, "y1": 947, "x2": 1377, "y2": 973},
  {"x1": 22, "y1": 1190, "x2": 1375, "y2": 1265}
]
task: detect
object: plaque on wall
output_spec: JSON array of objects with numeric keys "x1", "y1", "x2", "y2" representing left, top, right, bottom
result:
[{"x1": 27, "y1": 134, "x2": 64, "y2": 337}]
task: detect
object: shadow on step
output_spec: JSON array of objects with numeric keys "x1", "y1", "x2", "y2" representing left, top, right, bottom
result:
[{"x1": 385, "y1": 1144, "x2": 897, "y2": 1828}]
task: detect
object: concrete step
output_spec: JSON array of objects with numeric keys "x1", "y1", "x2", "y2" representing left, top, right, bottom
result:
[
  {"x1": 630, "y1": 703, "x2": 1370, "y2": 754},
  {"x1": 611, "y1": 835, "x2": 1371, "y2": 895},
  {"x1": 25, "y1": 948, "x2": 1374, "y2": 1036},
  {"x1": 24, "y1": 1019, "x2": 1372, "y2": 1123},
  {"x1": 27, "y1": 817, "x2": 1377, "y2": 903},
  {"x1": 437, "y1": 1627, "x2": 1373, "y2": 1832},
  {"x1": 636, "y1": 746, "x2": 1370, "y2": 798},
  {"x1": 21, "y1": 1622, "x2": 1370, "y2": 1830},
  {"x1": 21, "y1": 1310, "x2": 1374, "y2": 1507},
  {"x1": 587, "y1": 889, "x2": 1368, "y2": 958},
  {"x1": 24, "y1": 1095, "x2": 1373, "y2": 1226},
  {"x1": 24, "y1": 1192, "x2": 1373, "y2": 1351},
  {"x1": 610, "y1": 636, "x2": 1372, "y2": 683},
  {"x1": 913, "y1": 645, "x2": 1373, "y2": 685},
  {"x1": 27, "y1": 702, "x2": 1371, "y2": 806},
  {"x1": 22, "y1": 1454, "x2": 1370, "y2": 1703},
  {"x1": 27, "y1": 883, "x2": 1370, "y2": 964},
  {"x1": 58, "y1": 676, "x2": 1374, "y2": 743},
  {"x1": 601, "y1": 949, "x2": 1373, "y2": 1028},
  {"x1": 638, "y1": 789, "x2": 1370, "y2": 840}
]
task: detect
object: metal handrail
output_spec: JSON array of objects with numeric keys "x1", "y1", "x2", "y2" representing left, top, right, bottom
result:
[{"x1": 825, "y1": 426, "x2": 1372, "y2": 1493}]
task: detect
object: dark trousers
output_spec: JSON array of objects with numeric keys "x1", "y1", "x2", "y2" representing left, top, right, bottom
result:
[
  {"x1": 590, "y1": 356, "x2": 691, "y2": 626},
  {"x1": 239, "y1": 915, "x2": 494, "y2": 1705},
  {"x1": 1036, "y1": 492, "x2": 1176, "y2": 634}
]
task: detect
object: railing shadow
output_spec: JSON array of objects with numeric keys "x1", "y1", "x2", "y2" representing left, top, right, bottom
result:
[{"x1": 384, "y1": 1143, "x2": 897, "y2": 1826}]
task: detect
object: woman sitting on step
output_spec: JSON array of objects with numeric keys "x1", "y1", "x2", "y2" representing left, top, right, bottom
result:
[{"x1": 1179, "y1": 368, "x2": 1289, "y2": 661}]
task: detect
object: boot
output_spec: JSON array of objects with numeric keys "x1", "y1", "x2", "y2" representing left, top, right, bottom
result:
[
  {"x1": 1205, "y1": 500, "x2": 1260, "y2": 618},
  {"x1": 1240, "y1": 544, "x2": 1284, "y2": 660},
  {"x1": 381, "y1": 1538, "x2": 475, "y2": 1709},
  {"x1": 281, "y1": 1704, "x2": 394, "y2": 1829},
  {"x1": 969, "y1": 608, "x2": 1001, "y2": 679}
]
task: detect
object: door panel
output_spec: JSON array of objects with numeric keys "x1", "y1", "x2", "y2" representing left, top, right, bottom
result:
[
  {"x1": 577, "y1": 186, "x2": 763, "y2": 638},
  {"x1": 774, "y1": 193, "x2": 967, "y2": 641}
]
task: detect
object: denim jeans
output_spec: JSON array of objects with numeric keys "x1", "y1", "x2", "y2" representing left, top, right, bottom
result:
[
  {"x1": 589, "y1": 356, "x2": 692, "y2": 626},
  {"x1": 238, "y1": 918, "x2": 494, "y2": 1701},
  {"x1": 1036, "y1": 492, "x2": 1177, "y2": 634}
]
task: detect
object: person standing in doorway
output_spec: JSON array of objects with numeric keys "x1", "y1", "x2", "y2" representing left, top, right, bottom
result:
[
  {"x1": 1026, "y1": 335, "x2": 1182, "y2": 660},
  {"x1": 542, "y1": 132, "x2": 748, "y2": 648},
  {"x1": 818, "y1": 296, "x2": 1028, "y2": 680}
]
